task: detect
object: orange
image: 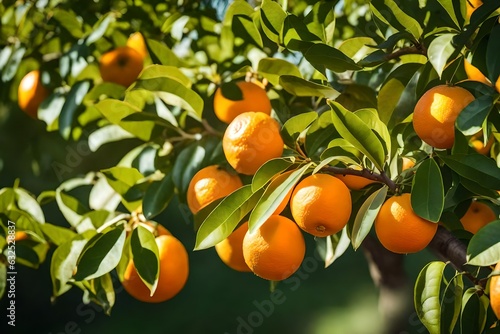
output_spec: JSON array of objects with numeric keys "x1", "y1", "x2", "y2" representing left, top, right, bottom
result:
[
  {"x1": 464, "y1": 59, "x2": 490, "y2": 85},
  {"x1": 460, "y1": 201, "x2": 496, "y2": 234},
  {"x1": 375, "y1": 193, "x2": 438, "y2": 254},
  {"x1": 490, "y1": 261, "x2": 500, "y2": 319},
  {"x1": 336, "y1": 174, "x2": 377, "y2": 190},
  {"x1": 14, "y1": 231, "x2": 29, "y2": 241},
  {"x1": 470, "y1": 131, "x2": 494, "y2": 155},
  {"x1": 413, "y1": 85, "x2": 475, "y2": 149},
  {"x1": 215, "y1": 222, "x2": 251, "y2": 272},
  {"x1": 496, "y1": 76, "x2": 500, "y2": 93},
  {"x1": 18, "y1": 70, "x2": 50, "y2": 118},
  {"x1": 186, "y1": 165, "x2": 243, "y2": 214},
  {"x1": 291, "y1": 173, "x2": 352, "y2": 237},
  {"x1": 213, "y1": 81, "x2": 272, "y2": 124},
  {"x1": 99, "y1": 46, "x2": 144, "y2": 87},
  {"x1": 122, "y1": 234, "x2": 189, "y2": 303},
  {"x1": 126, "y1": 32, "x2": 148, "y2": 60},
  {"x1": 223, "y1": 112, "x2": 284, "y2": 175},
  {"x1": 243, "y1": 215, "x2": 305, "y2": 281},
  {"x1": 402, "y1": 157, "x2": 416, "y2": 171},
  {"x1": 466, "y1": 0, "x2": 483, "y2": 18}
]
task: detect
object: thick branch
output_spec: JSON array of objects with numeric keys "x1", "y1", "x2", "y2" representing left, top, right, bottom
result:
[
  {"x1": 428, "y1": 226, "x2": 483, "y2": 285},
  {"x1": 322, "y1": 166, "x2": 397, "y2": 192},
  {"x1": 384, "y1": 45, "x2": 427, "y2": 61}
]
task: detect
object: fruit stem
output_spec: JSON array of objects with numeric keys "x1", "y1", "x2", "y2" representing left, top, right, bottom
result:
[{"x1": 321, "y1": 166, "x2": 397, "y2": 192}]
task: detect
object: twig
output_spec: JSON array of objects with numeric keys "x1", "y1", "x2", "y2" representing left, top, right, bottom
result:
[
  {"x1": 384, "y1": 45, "x2": 427, "y2": 62},
  {"x1": 321, "y1": 166, "x2": 397, "y2": 192}
]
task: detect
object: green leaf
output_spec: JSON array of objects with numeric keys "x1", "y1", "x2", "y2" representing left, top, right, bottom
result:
[
  {"x1": 378, "y1": 63, "x2": 422, "y2": 125},
  {"x1": 251, "y1": 158, "x2": 295, "y2": 192},
  {"x1": 315, "y1": 228, "x2": 350, "y2": 268},
  {"x1": 50, "y1": 235, "x2": 89, "y2": 296},
  {"x1": 86, "y1": 14, "x2": 114, "y2": 45},
  {"x1": 101, "y1": 167, "x2": 143, "y2": 196},
  {"x1": 232, "y1": 14, "x2": 263, "y2": 48},
  {"x1": 280, "y1": 76, "x2": 340, "y2": 100},
  {"x1": 370, "y1": 0, "x2": 423, "y2": 39},
  {"x1": 55, "y1": 191, "x2": 88, "y2": 228},
  {"x1": 354, "y1": 108, "x2": 391, "y2": 157},
  {"x1": 257, "y1": 58, "x2": 302, "y2": 87},
  {"x1": 130, "y1": 225, "x2": 160, "y2": 295},
  {"x1": 414, "y1": 261, "x2": 447, "y2": 334},
  {"x1": 171, "y1": 136, "x2": 223, "y2": 200},
  {"x1": 88, "y1": 125, "x2": 134, "y2": 152},
  {"x1": 146, "y1": 39, "x2": 182, "y2": 68},
  {"x1": 142, "y1": 173, "x2": 175, "y2": 219},
  {"x1": 438, "y1": 153, "x2": 500, "y2": 190},
  {"x1": 305, "y1": 111, "x2": 339, "y2": 158},
  {"x1": 38, "y1": 92, "x2": 65, "y2": 131},
  {"x1": 281, "y1": 14, "x2": 319, "y2": 51},
  {"x1": 74, "y1": 225, "x2": 126, "y2": 281},
  {"x1": 95, "y1": 99, "x2": 158, "y2": 141},
  {"x1": 428, "y1": 34, "x2": 457, "y2": 78},
  {"x1": 304, "y1": 43, "x2": 361, "y2": 74},
  {"x1": 139, "y1": 65, "x2": 191, "y2": 87},
  {"x1": 194, "y1": 185, "x2": 262, "y2": 250},
  {"x1": 14, "y1": 187, "x2": 45, "y2": 223},
  {"x1": 1, "y1": 45, "x2": 25, "y2": 82},
  {"x1": 281, "y1": 111, "x2": 318, "y2": 148},
  {"x1": 486, "y1": 25, "x2": 500, "y2": 83},
  {"x1": 411, "y1": 159, "x2": 445, "y2": 223},
  {"x1": 456, "y1": 95, "x2": 493, "y2": 136},
  {"x1": 460, "y1": 288, "x2": 488, "y2": 334},
  {"x1": 338, "y1": 37, "x2": 377, "y2": 63},
  {"x1": 259, "y1": 0, "x2": 286, "y2": 43},
  {"x1": 435, "y1": 0, "x2": 461, "y2": 29},
  {"x1": 351, "y1": 186, "x2": 388, "y2": 250},
  {"x1": 440, "y1": 274, "x2": 463, "y2": 334},
  {"x1": 52, "y1": 9, "x2": 84, "y2": 38},
  {"x1": 132, "y1": 77, "x2": 204, "y2": 119},
  {"x1": 40, "y1": 224, "x2": 77, "y2": 247},
  {"x1": 467, "y1": 220, "x2": 500, "y2": 266},
  {"x1": 329, "y1": 101, "x2": 386, "y2": 171},
  {"x1": 248, "y1": 163, "x2": 312, "y2": 234},
  {"x1": 59, "y1": 80, "x2": 91, "y2": 140},
  {"x1": 85, "y1": 273, "x2": 115, "y2": 315}
]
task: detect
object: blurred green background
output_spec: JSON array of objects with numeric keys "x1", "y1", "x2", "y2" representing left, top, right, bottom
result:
[{"x1": 0, "y1": 105, "x2": 437, "y2": 334}]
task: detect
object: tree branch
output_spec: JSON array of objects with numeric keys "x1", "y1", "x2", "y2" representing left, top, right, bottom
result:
[
  {"x1": 321, "y1": 166, "x2": 397, "y2": 192},
  {"x1": 384, "y1": 45, "x2": 427, "y2": 62},
  {"x1": 428, "y1": 225, "x2": 483, "y2": 285}
]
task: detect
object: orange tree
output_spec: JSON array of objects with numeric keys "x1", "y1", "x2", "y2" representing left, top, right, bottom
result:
[{"x1": 1, "y1": 0, "x2": 500, "y2": 332}]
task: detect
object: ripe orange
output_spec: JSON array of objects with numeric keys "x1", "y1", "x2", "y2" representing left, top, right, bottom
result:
[
  {"x1": 375, "y1": 193, "x2": 438, "y2": 254},
  {"x1": 18, "y1": 70, "x2": 50, "y2": 118},
  {"x1": 470, "y1": 131, "x2": 494, "y2": 155},
  {"x1": 291, "y1": 173, "x2": 352, "y2": 237},
  {"x1": 466, "y1": 0, "x2": 483, "y2": 18},
  {"x1": 413, "y1": 85, "x2": 475, "y2": 149},
  {"x1": 460, "y1": 201, "x2": 496, "y2": 234},
  {"x1": 402, "y1": 157, "x2": 416, "y2": 171},
  {"x1": 243, "y1": 215, "x2": 305, "y2": 281},
  {"x1": 336, "y1": 174, "x2": 377, "y2": 190},
  {"x1": 223, "y1": 112, "x2": 284, "y2": 175},
  {"x1": 186, "y1": 165, "x2": 243, "y2": 214},
  {"x1": 464, "y1": 59, "x2": 490, "y2": 85},
  {"x1": 213, "y1": 81, "x2": 272, "y2": 124},
  {"x1": 99, "y1": 46, "x2": 144, "y2": 87},
  {"x1": 215, "y1": 222, "x2": 251, "y2": 272},
  {"x1": 490, "y1": 261, "x2": 500, "y2": 319},
  {"x1": 496, "y1": 76, "x2": 500, "y2": 93},
  {"x1": 14, "y1": 231, "x2": 29, "y2": 241},
  {"x1": 122, "y1": 234, "x2": 189, "y2": 303},
  {"x1": 126, "y1": 32, "x2": 148, "y2": 60}
]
